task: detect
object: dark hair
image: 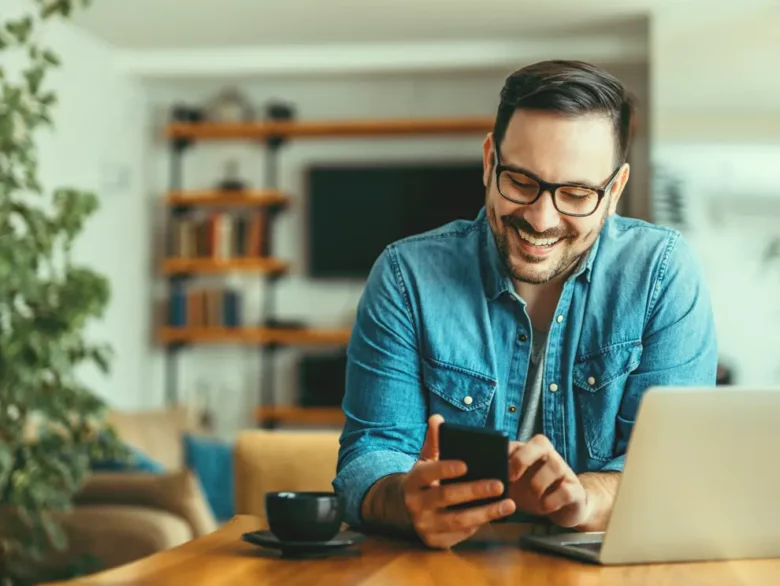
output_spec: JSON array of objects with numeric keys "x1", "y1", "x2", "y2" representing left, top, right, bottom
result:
[{"x1": 492, "y1": 60, "x2": 636, "y2": 165}]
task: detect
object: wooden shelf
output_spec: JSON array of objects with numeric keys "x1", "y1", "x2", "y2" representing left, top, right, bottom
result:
[
  {"x1": 165, "y1": 116, "x2": 494, "y2": 141},
  {"x1": 166, "y1": 190, "x2": 289, "y2": 208},
  {"x1": 159, "y1": 326, "x2": 352, "y2": 346},
  {"x1": 255, "y1": 406, "x2": 345, "y2": 426},
  {"x1": 161, "y1": 257, "x2": 289, "y2": 276}
]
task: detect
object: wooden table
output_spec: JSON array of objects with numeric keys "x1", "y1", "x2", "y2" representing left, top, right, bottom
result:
[{"x1": 50, "y1": 515, "x2": 780, "y2": 585}]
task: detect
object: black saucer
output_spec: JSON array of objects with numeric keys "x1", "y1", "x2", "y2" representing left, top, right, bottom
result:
[{"x1": 241, "y1": 530, "x2": 365, "y2": 558}]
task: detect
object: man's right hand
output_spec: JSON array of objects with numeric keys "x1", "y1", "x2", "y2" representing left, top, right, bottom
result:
[{"x1": 402, "y1": 415, "x2": 516, "y2": 549}]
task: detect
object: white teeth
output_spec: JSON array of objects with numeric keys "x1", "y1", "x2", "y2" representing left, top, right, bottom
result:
[{"x1": 516, "y1": 230, "x2": 560, "y2": 247}]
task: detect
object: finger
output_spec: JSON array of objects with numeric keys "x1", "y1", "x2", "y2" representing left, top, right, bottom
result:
[
  {"x1": 509, "y1": 435, "x2": 553, "y2": 481},
  {"x1": 540, "y1": 479, "x2": 584, "y2": 515},
  {"x1": 420, "y1": 414, "x2": 445, "y2": 461},
  {"x1": 422, "y1": 479, "x2": 505, "y2": 510},
  {"x1": 434, "y1": 498, "x2": 516, "y2": 534},
  {"x1": 406, "y1": 459, "x2": 466, "y2": 491},
  {"x1": 528, "y1": 455, "x2": 569, "y2": 498}
]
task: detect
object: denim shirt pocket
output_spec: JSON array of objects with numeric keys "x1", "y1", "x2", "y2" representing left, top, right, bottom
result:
[
  {"x1": 422, "y1": 357, "x2": 497, "y2": 428},
  {"x1": 572, "y1": 341, "x2": 643, "y2": 462}
]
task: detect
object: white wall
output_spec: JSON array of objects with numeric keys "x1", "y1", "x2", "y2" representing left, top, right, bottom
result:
[
  {"x1": 652, "y1": 144, "x2": 780, "y2": 386},
  {"x1": 3, "y1": 1, "x2": 149, "y2": 409},
  {"x1": 651, "y1": 1, "x2": 780, "y2": 142},
  {"x1": 650, "y1": 1, "x2": 780, "y2": 387},
  {"x1": 144, "y1": 62, "x2": 649, "y2": 435}
]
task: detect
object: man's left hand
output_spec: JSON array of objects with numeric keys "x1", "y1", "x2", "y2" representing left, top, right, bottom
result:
[{"x1": 507, "y1": 435, "x2": 591, "y2": 528}]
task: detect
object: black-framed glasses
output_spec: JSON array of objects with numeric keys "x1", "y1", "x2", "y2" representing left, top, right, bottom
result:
[{"x1": 493, "y1": 145, "x2": 621, "y2": 217}]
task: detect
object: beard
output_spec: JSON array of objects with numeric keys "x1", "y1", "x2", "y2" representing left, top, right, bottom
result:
[{"x1": 489, "y1": 207, "x2": 606, "y2": 285}]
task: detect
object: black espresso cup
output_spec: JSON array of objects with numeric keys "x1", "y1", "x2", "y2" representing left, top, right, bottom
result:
[{"x1": 265, "y1": 491, "x2": 344, "y2": 542}]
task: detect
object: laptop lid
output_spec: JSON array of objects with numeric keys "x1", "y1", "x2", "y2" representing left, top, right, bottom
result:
[{"x1": 600, "y1": 387, "x2": 780, "y2": 565}]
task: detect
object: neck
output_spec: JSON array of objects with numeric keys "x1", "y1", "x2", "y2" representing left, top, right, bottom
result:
[
  {"x1": 515, "y1": 279, "x2": 564, "y2": 332},
  {"x1": 514, "y1": 259, "x2": 579, "y2": 332}
]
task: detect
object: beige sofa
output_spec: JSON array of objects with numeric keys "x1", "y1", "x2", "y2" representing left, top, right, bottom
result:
[
  {"x1": 58, "y1": 407, "x2": 218, "y2": 573},
  {"x1": 49, "y1": 420, "x2": 340, "y2": 576}
]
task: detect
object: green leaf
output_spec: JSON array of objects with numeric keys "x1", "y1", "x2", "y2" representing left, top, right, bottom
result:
[
  {"x1": 38, "y1": 111, "x2": 53, "y2": 127},
  {"x1": 5, "y1": 17, "x2": 34, "y2": 44},
  {"x1": 41, "y1": 512, "x2": 67, "y2": 551},
  {"x1": 40, "y1": 92, "x2": 57, "y2": 106},
  {"x1": 24, "y1": 67, "x2": 45, "y2": 95},
  {"x1": 41, "y1": 0, "x2": 73, "y2": 19},
  {"x1": 0, "y1": 442, "x2": 14, "y2": 492},
  {"x1": 0, "y1": 1, "x2": 115, "y2": 579},
  {"x1": 42, "y1": 50, "x2": 61, "y2": 67},
  {"x1": 88, "y1": 343, "x2": 113, "y2": 374}
]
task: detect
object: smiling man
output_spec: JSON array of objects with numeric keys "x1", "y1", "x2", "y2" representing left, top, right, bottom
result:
[{"x1": 333, "y1": 60, "x2": 718, "y2": 548}]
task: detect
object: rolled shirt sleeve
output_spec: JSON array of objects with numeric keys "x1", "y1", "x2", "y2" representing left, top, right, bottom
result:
[{"x1": 332, "y1": 246, "x2": 427, "y2": 527}]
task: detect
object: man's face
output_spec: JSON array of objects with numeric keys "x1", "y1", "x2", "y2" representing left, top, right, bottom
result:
[{"x1": 483, "y1": 109, "x2": 629, "y2": 285}]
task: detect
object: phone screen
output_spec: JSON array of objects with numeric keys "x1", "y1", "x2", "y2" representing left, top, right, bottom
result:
[{"x1": 438, "y1": 422, "x2": 509, "y2": 509}]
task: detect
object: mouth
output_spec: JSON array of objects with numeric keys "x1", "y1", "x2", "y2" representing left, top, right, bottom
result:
[{"x1": 514, "y1": 229, "x2": 564, "y2": 257}]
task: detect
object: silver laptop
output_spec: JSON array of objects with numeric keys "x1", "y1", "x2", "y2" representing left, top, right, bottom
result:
[{"x1": 520, "y1": 386, "x2": 780, "y2": 565}]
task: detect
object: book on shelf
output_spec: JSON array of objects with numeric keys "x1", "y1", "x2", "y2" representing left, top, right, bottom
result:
[
  {"x1": 168, "y1": 210, "x2": 267, "y2": 259},
  {"x1": 168, "y1": 287, "x2": 242, "y2": 328}
]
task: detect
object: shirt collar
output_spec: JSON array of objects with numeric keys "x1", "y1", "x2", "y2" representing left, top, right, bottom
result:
[{"x1": 482, "y1": 210, "x2": 603, "y2": 300}]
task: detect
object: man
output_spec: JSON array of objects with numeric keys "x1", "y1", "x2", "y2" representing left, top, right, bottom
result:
[{"x1": 332, "y1": 60, "x2": 717, "y2": 549}]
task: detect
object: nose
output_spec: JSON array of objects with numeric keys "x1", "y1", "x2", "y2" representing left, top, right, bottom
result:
[{"x1": 522, "y1": 189, "x2": 561, "y2": 233}]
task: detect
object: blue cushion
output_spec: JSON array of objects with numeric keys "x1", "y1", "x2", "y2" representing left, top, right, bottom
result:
[{"x1": 183, "y1": 433, "x2": 234, "y2": 522}]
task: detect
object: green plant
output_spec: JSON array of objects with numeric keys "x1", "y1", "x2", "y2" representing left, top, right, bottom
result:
[
  {"x1": 0, "y1": 1, "x2": 128, "y2": 584},
  {"x1": 764, "y1": 237, "x2": 780, "y2": 266}
]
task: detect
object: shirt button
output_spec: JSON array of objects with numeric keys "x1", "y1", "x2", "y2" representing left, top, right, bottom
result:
[
  {"x1": 519, "y1": 334, "x2": 528, "y2": 342},
  {"x1": 549, "y1": 383, "x2": 559, "y2": 392},
  {"x1": 508, "y1": 405, "x2": 517, "y2": 413},
  {"x1": 587, "y1": 376, "x2": 596, "y2": 386},
  {"x1": 556, "y1": 315, "x2": 563, "y2": 323},
  {"x1": 463, "y1": 396, "x2": 473, "y2": 405}
]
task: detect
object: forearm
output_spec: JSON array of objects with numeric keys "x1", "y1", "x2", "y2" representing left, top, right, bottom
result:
[
  {"x1": 360, "y1": 473, "x2": 415, "y2": 535},
  {"x1": 576, "y1": 471, "x2": 621, "y2": 532}
]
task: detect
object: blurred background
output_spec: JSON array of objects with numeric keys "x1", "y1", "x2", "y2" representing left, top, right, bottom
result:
[{"x1": 13, "y1": 0, "x2": 780, "y2": 436}]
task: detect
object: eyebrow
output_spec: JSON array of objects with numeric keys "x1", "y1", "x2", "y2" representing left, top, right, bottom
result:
[{"x1": 500, "y1": 162, "x2": 603, "y2": 189}]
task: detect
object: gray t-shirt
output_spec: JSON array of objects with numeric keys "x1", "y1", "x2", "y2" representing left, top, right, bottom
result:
[{"x1": 516, "y1": 327, "x2": 548, "y2": 442}]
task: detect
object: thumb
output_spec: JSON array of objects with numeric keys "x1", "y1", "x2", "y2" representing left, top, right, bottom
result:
[{"x1": 420, "y1": 414, "x2": 444, "y2": 461}]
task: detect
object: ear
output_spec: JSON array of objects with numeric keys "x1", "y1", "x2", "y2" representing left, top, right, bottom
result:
[
  {"x1": 482, "y1": 133, "x2": 494, "y2": 188},
  {"x1": 607, "y1": 163, "x2": 630, "y2": 216}
]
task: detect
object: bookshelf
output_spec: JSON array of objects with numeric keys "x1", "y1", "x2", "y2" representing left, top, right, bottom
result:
[
  {"x1": 166, "y1": 189, "x2": 289, "y2": 208},
  {"x1": 159, "y1": 326, "x2": 352, "y2": 345},
  {"x1": 161, "y1": 257, "x2": 289, "y2": 276},
  {"x1": 160, "y1": 113, "x2": 493, "y2": 428},
  {"x1": 165, "y1": 116, "x2": 494, "y2": 141}
]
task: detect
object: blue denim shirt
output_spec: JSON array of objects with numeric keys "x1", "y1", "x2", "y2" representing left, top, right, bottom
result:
[{"x1": 333, "y1": 208, "x2": 718, "y2": 527}]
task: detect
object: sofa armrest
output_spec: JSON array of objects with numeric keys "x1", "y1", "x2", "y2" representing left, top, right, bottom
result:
[
  {"x1": 74, "y1": 469, "x2": 218, "y2": 537},
  {"x1": 60, "y1": 505, "x2": 193, "y2": 570}
]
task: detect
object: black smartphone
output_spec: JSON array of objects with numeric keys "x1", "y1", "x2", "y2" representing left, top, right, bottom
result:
[{"x1": 438, "y1": 422, "x2": 509, "y2": 510}]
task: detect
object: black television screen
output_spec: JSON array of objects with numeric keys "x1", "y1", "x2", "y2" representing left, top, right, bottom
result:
[{"x1": 306, "y1": 161, "x2": 485, "y2": 278}]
